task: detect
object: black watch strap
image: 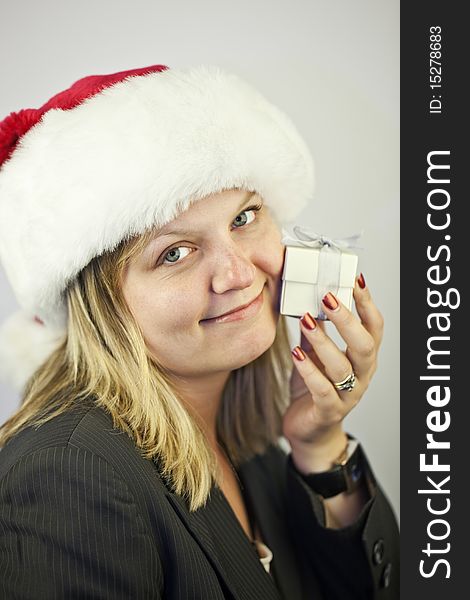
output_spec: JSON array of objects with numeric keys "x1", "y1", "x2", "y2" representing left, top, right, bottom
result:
[{"x1": 291, "y1": 441, "x2": 364, "y2": 498}]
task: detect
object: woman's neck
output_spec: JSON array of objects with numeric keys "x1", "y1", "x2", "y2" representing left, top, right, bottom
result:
[{"x1": 169, "y1": 370, "x2": 231, "y2": 447}]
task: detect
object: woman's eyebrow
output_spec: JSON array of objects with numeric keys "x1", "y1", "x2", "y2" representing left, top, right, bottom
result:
[{"x1": 152, "y1": 191, "x2": 258, "y2": 239}]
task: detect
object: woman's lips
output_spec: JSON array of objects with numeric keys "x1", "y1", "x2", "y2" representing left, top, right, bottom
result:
[{"x1": 201, "y1": 286, "x2": 265, "y2": 324}]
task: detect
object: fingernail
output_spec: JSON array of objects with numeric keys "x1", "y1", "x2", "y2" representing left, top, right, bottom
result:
[
  {"x1": 300, "y1": 312, "x2": 317, "y2": 331},
  {"x1": 291, "y1": 346, "x2": 306, "y2": 361},
  {"x1": 322, "y1": 292, "x2": 339, "y2": 311},
  {"x1": 357, "y1": 273, "x2": 366, "y2": 289}
]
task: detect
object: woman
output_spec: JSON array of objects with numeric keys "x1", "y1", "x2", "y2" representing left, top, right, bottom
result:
[{"x1": 0, "y1": 64, "x2": 399, "y2": 599}]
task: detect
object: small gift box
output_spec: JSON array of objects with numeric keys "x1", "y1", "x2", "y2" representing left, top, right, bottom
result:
[{"x1": 280, "y1": 227, "x2": 361, "y2": 320}]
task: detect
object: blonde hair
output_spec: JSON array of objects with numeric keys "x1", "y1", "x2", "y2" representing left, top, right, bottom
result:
[{"x1": 0, "y1": 228, "x2": 293, "y2": 512}]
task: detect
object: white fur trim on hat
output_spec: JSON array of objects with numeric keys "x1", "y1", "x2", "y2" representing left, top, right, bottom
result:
[{"x1": 0, "y1": 64, "x2": 314, "y2": 390}]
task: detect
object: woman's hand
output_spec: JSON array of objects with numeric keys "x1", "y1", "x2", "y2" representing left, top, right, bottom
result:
[{"x1": 282, "y1": 274, "x2": 384, "y2": 474}]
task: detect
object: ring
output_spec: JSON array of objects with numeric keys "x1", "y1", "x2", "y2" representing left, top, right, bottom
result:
[{"x1": 333, "y1": 371, "x2": 356, "y2": 392}]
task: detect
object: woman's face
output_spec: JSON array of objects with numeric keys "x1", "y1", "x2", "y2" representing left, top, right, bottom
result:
[{"x1": 121, "y1": 189, "x2": 285, "y2": 378}]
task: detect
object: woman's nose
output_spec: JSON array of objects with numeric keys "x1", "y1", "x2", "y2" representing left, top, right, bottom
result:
[{"x1": 210, "y1": 246, "x2": 257, "y2": 294}]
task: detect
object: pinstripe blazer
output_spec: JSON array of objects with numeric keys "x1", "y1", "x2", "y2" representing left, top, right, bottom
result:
[{"x1": 0, "y1": 398, "x2": 399, "y2": 599}]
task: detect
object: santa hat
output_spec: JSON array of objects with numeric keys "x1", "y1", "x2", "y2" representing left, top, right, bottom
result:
[{"x1": 0, "y1": 64, "x2": 314, "y2": 392}]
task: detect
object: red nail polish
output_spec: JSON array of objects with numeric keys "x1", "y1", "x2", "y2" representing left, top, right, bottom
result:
[
  {"x1": 291, "y1": 346, "x2": 306, "y2": 361},
  {"x1": 300, "y1": 312, "x2": 317, "y2": 330},
  {"x1": 357, "y1": 273, "x2": 366, "y2": 289},
  {"x1": 322, "y1": 292, "x2": 339, "y2": 311}
]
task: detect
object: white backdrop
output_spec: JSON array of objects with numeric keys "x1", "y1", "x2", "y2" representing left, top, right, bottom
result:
[{"x1": 0, "y1": 0, "x2": 399, "y2": 518}]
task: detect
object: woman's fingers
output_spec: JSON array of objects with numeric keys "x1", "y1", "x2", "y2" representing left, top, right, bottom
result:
[
  {"x1": 290, "y1": 275, "x2": 382, "y2": 404},
  {"x1": 287, "y1": 275, "x2": 383, "y2": 442},
  {"x1": 352, "y1": 274, "x2": 384, "y2": 350},
  {"x1": 299, "y1": 314, "x2": 354, "y2": 383},
  {"x1": 291, "y1": 346, "x2": 347, "y2": 424},
  {"x1": 313, "y1": 284, "x2": 379, "y2": 378}
]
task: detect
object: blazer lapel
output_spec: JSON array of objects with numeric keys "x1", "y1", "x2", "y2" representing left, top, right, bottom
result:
[
  {"x1": 164, "y1": 486, "x2": 282, "y2": 600},
  {"x1": 238, "y1": 451, "x2": 307, "y2": 600}
]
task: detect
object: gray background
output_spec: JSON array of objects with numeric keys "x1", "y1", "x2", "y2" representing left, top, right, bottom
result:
[{"x1": 0, "y1": 1, "x2": 399, "y2": 518}]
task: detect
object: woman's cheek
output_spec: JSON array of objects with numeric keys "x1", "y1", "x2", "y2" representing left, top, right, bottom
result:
[
  {"x1": 264, "y1": 232, "x2": 285, "y2": 278},
  {"x1": 161, "y1": 287, "x2": 204, "y2": 327}
]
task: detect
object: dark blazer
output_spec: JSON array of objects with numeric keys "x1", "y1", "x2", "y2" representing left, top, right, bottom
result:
[{"x1": 0, "y1": 399, "x2": 399, "y2": 599}]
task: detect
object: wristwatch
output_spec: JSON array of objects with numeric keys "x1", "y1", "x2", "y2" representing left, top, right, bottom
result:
[{"x1": 292, "y1": 438, "x2": 364, "y2": 498}]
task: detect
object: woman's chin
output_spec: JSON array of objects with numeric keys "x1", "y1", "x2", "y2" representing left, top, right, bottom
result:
[{"x1": 224, "y1": 325, "x2": 277, "y2": 369}]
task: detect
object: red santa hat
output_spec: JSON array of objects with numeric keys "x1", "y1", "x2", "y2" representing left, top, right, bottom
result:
[{"x1": 0, "y1": 63, "x2": 314, "y2": 392}]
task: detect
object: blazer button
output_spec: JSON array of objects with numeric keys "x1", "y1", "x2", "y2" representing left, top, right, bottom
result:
[
  {"x1": 381, "y1": 563, "x2": 392, "y2": 588},
  {"x1": 372, "y1": 539, "x2": 385, "y2": 565}
]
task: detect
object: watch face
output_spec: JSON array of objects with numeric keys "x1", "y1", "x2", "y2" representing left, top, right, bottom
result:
[
  {"x1": 350, "y1": 462, "x2": 362, "y2": 484},
  {"x1": 344, "y1": 443, "x2": 363, "y2": 494}
]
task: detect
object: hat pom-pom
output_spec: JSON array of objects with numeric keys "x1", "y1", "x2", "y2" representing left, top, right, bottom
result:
[{"x1": 0, "y1": 311, "x2": 66, "y2": 393}]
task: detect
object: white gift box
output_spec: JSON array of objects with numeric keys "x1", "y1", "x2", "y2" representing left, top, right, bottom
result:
[{"x1": 280, "y1": 240, "x2": 359, "y2": 320}]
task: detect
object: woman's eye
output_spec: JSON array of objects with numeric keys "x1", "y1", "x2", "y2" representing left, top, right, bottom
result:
[
  {"x1": 161, "y1": 246, "x2": 192, "y2": 265},
  {"x1": 232, "y1": 205, "x2": 262, "y2": 229}
]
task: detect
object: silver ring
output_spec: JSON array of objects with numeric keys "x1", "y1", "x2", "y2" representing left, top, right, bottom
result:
[{"x1": 333, "y1": 371, "x2": 356, "y2": 392}]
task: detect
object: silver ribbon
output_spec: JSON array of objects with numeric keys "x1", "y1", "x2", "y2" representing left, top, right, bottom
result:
[{"x1": 281, "y1": 226, "x2": 363, "y2": 320}]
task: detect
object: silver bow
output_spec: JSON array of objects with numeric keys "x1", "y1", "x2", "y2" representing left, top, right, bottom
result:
[
  {"x1": 281, "y1": 226, "x2": 364, "y2": 251},
  {"x1": 281, "y1": 226, "x2": 363, "y2": 320}
]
